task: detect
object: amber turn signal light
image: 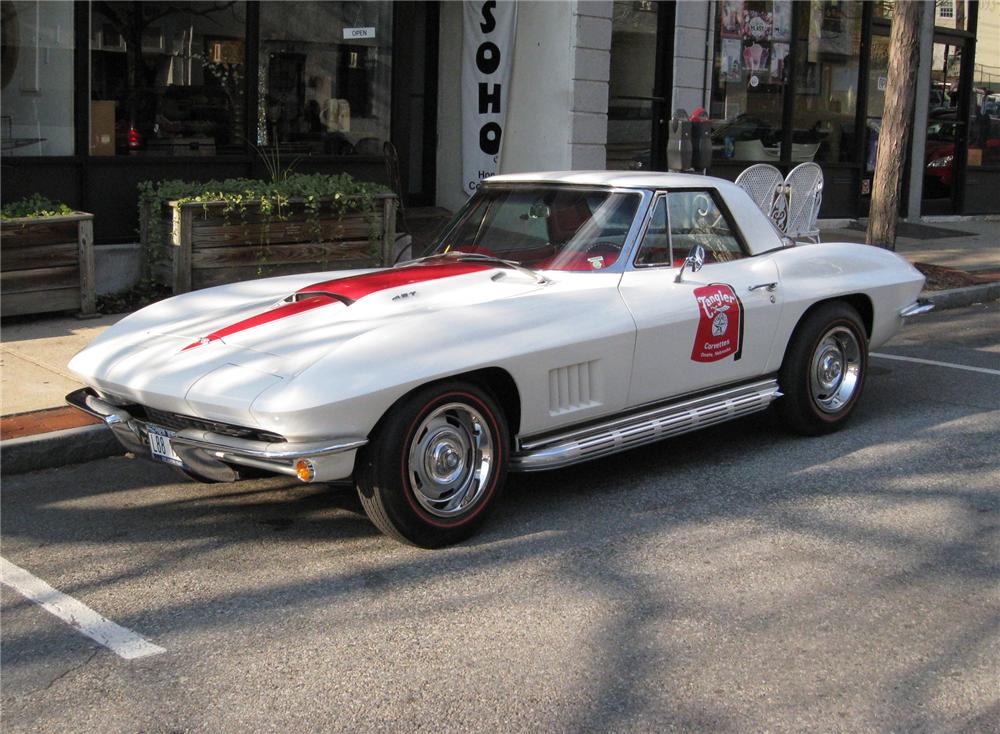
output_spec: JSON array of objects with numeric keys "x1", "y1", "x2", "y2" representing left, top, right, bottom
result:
[{"x1": 294, "y1": 459, "x2": 315, "y2": 482}]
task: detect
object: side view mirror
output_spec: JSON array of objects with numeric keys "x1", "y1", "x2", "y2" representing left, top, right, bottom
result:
[{"x1": 675, "y1": 244, "x2": 705, "y2": 283}]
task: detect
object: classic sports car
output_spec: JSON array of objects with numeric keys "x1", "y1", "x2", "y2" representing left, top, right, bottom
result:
[{"x1": 67, "y1": 171, "x2": 930, "y2": 547}]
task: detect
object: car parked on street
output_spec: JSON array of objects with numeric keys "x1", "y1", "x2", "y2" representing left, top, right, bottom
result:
[{"x1": 67, "y1": 172, "x2": 929, "y2": 547}]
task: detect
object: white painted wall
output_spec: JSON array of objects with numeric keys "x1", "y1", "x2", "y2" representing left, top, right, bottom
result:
[
  {"x1": 1, "y1": 0, "x2": 75, "y2": 156},
  {"x1": 500, "y1": 1, "x2": 575, "y2": 175},
  {"x1": 672, "y1": 1, "x2": 713, "y2": 117}
]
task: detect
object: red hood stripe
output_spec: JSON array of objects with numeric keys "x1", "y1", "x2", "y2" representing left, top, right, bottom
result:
[
  {"x1": 296, "y1": 262, "x2": 490, "y2": 301},
  {"x1": 182, "y1": 262, "x2": 491, "y2": 351},
  {"x1": 182, "y1": 295, "x2": 334, "y2": 350}
]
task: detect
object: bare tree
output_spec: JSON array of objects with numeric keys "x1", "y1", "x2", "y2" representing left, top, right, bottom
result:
[{"x1": 866, "y1": 1, "x2": 923, "y2": 250}]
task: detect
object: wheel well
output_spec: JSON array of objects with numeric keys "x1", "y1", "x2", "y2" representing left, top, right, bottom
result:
[
  {"x1": 373, "y1": 367, "x2": 523, "y2": 442},
  {"x1": 797, "y1": 293, "x2": 873, "y2": 339},
  {"x1": 457, "y1": 367, "x2": 522, "y2": 438}
]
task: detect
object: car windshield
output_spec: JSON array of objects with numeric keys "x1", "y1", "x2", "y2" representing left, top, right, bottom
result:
[{"x1": 434, "y1": 186, "x2": 641, "y2": 271}]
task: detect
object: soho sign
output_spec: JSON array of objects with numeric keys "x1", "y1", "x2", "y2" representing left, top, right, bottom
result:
[{"x1": 461, "y1": 0, "x2": 516, "y2": 194}]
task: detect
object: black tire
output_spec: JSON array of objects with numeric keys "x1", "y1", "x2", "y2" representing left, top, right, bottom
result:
[
  {"x1": 777, "y1": 301, "x2": 868, "y2": 436},
  {"x1": 355, "y1": 381, "x2": 509, "y2": 548}
]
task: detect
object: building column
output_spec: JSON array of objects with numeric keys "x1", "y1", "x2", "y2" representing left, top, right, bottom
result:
[
  {"x1": 906, "y1": 1, "x2": 936, "y2": 220},
  {"x1": 672, "y1": 1, "x2": 713, "y2": 115},
  {"x1": 570, "y1": 1, "x2": 613, "y2": 169}
]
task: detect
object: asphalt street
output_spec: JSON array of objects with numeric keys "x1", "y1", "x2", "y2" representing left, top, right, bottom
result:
[{"x1": 2, "y1": 302, "x2": 998, "y2": 733}]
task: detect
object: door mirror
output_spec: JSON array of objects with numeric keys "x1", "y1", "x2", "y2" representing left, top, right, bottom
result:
[{"x1": 675, "y1": 244, "x2": 705, "y2": 283}]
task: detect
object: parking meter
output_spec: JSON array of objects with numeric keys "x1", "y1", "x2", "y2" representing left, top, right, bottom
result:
[{"x1": 667, "y1": 112, "x2": 693, "y2": 172}]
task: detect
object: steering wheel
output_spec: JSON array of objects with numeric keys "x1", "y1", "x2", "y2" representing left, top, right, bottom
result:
[
  {"x1": 582, "y1": 241, "x2": 622, "y2": 269},
  {"x1": 585, "y1": 241, "x2": 622, "y2": 255}
]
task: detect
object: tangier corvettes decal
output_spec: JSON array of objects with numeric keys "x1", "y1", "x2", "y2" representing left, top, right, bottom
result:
[
  {"x1": 691, "y1": 283, "x2": 744, "y2": 362},
  {"x1": 182, "y1": 262, "x2": 489, "y2": 351}
]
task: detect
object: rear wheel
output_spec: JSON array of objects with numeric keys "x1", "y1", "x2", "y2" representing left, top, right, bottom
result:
[
  {"x1": 355, "y1": 381, "x2": 508, "y2": 548},
  {"x1": 777, "y1": 302, "x2": 868, "y2": 435}
]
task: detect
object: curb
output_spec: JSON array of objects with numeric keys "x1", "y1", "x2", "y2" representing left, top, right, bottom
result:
[
  {"x1": 919, "y1": 282, "x2": 1000, "y2": 310},
  {"x1": 1, "y1": 283, "x2": 997, "y2": 478},
  {"x1": 1, "y1": 423, "x2": 123, "y2": 477}
]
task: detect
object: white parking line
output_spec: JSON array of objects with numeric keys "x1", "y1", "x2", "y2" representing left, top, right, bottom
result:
[
  {"x1": 871, "y1": 352, "x2": 1000, "y2": 376},
  {"x1": 0, "y1": 557, "x2": 165, "y2": 660}
]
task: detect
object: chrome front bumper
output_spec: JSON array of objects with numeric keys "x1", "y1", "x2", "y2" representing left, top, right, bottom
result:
[{"x1": 66, "y1": 388, "x2": 366, "y2": 482}]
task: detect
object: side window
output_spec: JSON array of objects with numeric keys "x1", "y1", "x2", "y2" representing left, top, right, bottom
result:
[
  {"x1": 633, "y1": 197, "x2": 672, "y2": 266},
  {"x1": 667, "y1": 191, "x2": 745, "y2": 263}
]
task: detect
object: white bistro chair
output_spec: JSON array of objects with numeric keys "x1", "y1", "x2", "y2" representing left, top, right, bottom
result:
[
  {"x1": 734, "y1": 163, "x2": 788, "y2": 233},
  {"x1": 783, "y1": 162, "x2": 823, "y2": 243}
]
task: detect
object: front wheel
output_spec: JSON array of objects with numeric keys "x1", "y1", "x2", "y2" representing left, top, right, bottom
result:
[
  {"x1": 355, "y1": 381, "x2": 509, "y2": 548},
  {"x1": 777, "y1": 302, "x2": 868, "y2": 436}
]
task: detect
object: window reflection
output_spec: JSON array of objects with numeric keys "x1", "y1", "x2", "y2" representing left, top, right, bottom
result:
[
  {"x1": 258, "y1": 1, "x2": 393, "y2": 156},
  {"x1": 968, "y1": 3, "x2": 1000, "y2": 172},
  {"x1": 791, "y1": 1, "x2": 862, "y2": 164},
  {"x1": 2, "y1": 0, "x2": 75, "y2": 156},
  {"x1": 711, "y1": 1, "x2": 790, "y2": 162},
  {"x1": 90, "y1": 2, "x2": 248, "y2": 156}
]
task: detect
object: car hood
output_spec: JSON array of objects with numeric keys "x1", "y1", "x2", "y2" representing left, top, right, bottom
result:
[{"x1": 69, "y1": 262, "x2": 547, "y2": 421}]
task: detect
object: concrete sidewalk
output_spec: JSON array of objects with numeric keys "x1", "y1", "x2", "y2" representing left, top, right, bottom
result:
[{"x1": 2, "y1": 220, "x2": 998, "y2": 475}]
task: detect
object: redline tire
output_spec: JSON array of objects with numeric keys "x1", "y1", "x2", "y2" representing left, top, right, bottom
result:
[
  {"x1": 777, "y1": 302, "x2": 868, "y2": 436},
  {"x1": 355, "y1": 381, "x2": 509, "y2": 548}
]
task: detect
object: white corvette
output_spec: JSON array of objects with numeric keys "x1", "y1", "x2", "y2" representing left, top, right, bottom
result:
[{"x1": 68, "y1": 171, "x2": 929, "y2": 547}]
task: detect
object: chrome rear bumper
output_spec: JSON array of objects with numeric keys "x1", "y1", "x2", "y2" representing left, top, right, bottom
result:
[
  {"x1": 900, "y1": 300, "x2": 934, "y2": 317},
  {"x1": 66, "y1": 388, "x2": 365, "y2": 482}
]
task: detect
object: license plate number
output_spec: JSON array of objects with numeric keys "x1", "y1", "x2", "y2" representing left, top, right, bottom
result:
[{"x1": 147, "y1": 424, "x2": 182, "y2": 466}]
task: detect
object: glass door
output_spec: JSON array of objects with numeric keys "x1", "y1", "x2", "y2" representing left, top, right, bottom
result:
[
  {"x1": 606, "y1": 1, "x2": 672, "y2": 171},
  {"x1": 923, "y1": 35, "x2": 971, "y2": 214}
]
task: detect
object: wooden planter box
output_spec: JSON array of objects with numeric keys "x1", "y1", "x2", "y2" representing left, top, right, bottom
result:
[
  {"x1": 141, "y1": 193, "x2": 397, "y2": 294},
  {"x1": 0, "y1": 213, "x2": 96, "y2": 317}
]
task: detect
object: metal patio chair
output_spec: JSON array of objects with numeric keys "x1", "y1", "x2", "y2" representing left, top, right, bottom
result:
[
  {"x1": 784, "y1": 162, "x2": 823, "y2": 243},
  {"x1": 735, "y1": 163, "x2": 788, "y2": 232}
]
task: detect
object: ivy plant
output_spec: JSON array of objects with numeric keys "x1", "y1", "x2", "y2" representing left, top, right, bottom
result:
[{"x1": 1, "y1": 195, "x2": 74, "y2": 220}]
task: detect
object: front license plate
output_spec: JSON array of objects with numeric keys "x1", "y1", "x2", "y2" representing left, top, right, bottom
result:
[{"x1": 147, "y1": 424, "x2": 183, "y2": 466}]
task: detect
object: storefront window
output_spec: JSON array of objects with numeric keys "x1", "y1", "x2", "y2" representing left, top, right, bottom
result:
[
  {"x1": 934, "y1": 0, "x2": 971, "y2": 32},
  {"x1": 968, "y1": 3, "x2": 1000, "y2": 171},
  {"x1": 90, "y1": 2, "x2": 247, "y2": 156},
  {"x1": 710, "y1": 1, "x2": 791, "y2": 163},
  {"x1": 607, "y1": 0, "x2": 660, "y2": 170},
  {"x1": 1, "y1": 0, "x2": 75, "y2": 156},
  {"x1": 790, "y1": 1, "x2": 862, "y2": 164},
  {"x1": 258, "y1": 1, "x2": 393, "y2": 156}
]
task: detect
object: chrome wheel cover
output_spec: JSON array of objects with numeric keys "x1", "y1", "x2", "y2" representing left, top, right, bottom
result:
[
  {"x1": 407, "y1": 402, "x2": 495, "y2": 518},
  {"x1": 809, "y1": 326, "x2": 862, "y2": 413}
]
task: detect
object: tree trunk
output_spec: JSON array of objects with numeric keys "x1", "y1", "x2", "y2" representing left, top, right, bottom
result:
[{"x1": 866, "y1": 0, "x2": 923, "y2": 250}]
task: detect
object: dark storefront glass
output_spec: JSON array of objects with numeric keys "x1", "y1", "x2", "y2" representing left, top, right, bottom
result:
[
  {"x1": 923, "y1": 38, "x2": 967, "y2": 205},
  {"x1": 874, "y1": 0, "x2": 971, "y2": 31},
  {"x1": 258, "y1": 1, "x2": 393, "y2": 156},
  {"x1": 710, "y1": 1, "x2": 791, "y2": 163},
  {"x1": 2, "y1": 0, "x2": 75, "y2": 156},
  {"x1": 90, "y1": 2, "x2": 247, "y2": 156},
  {"x1": 790, "y1": 1, "x2": 862, "y2": 164},
  {"x1": 607, "y1": 0, "x2": 660, "y2": 170},
  {"x1": 864, "y1": 34, "x2": 890, "y2": 186},
  {"x1": 965, "y1": 2, "x2": 1000, "y2": 212}
]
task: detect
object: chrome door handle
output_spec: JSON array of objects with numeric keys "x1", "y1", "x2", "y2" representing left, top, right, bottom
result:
[{"x1": 748, "y1": 282, "x2": 778, "y2": 292}]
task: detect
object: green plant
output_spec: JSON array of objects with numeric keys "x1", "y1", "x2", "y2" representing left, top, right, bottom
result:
[
  {"x1": 1, "y1": 195, "x2": 74, "y2": 220},
  {"x1": 138, "y1": 172, "x2": 387, "y2": 280}
]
